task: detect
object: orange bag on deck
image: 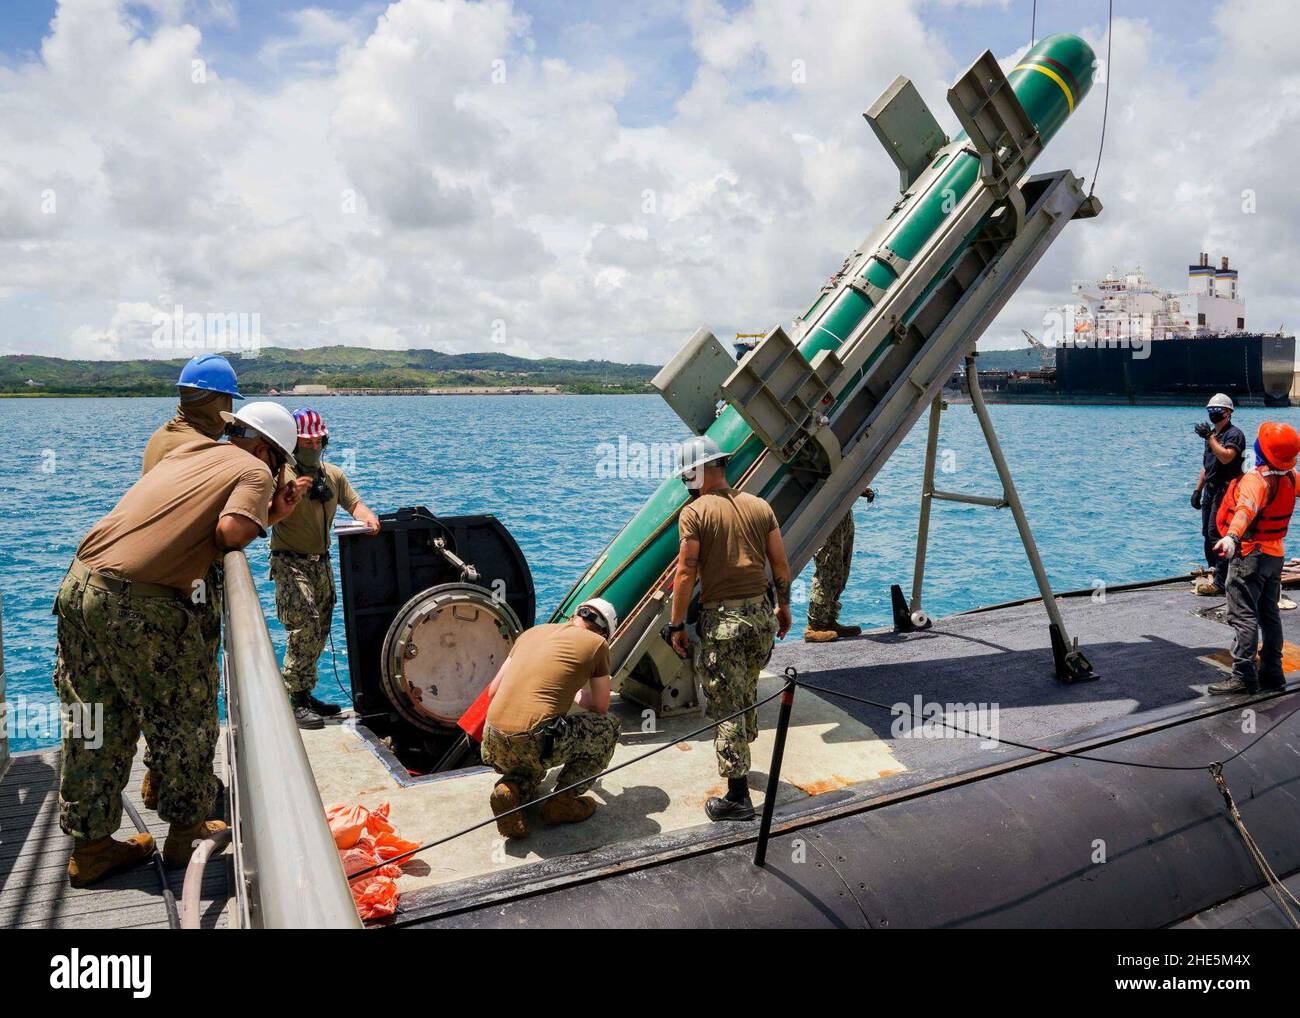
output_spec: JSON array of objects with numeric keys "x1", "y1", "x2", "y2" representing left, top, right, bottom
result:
[
  {"x1": 350, "y1": 877, "x2": 399, "y2": 921},
  {"x1": 342, "y1": 837, "x2": 401, "y2": 880},
  {"x1": 364, "y1": 802, "x2": 395, "y2": 836},
  {"x1": 326, "y1": 803, "x2": 368, "y2": 849},
  {"x1": 374, "y1": 830, "x2": 419, "y2": 861}
]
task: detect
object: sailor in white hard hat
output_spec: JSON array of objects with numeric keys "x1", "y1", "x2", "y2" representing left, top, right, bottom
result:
[
  {"x1": 53, "y1": 400, "x2": 310, "y2": 887},
  {"x1": 478, "y1": 596, "x2": 622, "y2": 839},
  {"x1": 1192, "y1": 393, "x2": 1246, "y2": 595}
]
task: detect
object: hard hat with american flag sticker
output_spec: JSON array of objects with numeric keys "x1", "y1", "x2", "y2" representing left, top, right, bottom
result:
[{"x1": 292, "y1": 407, "x2": 328, "y2": 439}]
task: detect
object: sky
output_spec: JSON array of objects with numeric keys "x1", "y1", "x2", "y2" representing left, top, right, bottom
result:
[{"x1": 0, "y1": 0, "x2": 1295, "y2": 364}]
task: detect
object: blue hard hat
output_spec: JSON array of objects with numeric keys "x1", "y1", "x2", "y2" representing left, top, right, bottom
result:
[{"x1": 177, "y1": 353, "x2": 243, "y2": 399}]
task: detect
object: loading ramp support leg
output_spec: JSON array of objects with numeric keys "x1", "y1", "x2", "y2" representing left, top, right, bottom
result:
[
  {"x1": 964, "y1": 355, "x2": 1096, "y2": 682},
  {"x1": 898, "y1": 360, "x2": 1096, "y2": 683}
]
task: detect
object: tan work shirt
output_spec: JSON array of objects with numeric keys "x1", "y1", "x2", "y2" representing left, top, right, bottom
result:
[
  {"x1": 678, "y1": 488, "x2": 777, "y2": 604},
  {"x1": 270, "y1": 461, "x2": 360, "y2": 555},
  {"x1": 77, "y1": 440, "x2": 274, "y2": 593},
  {"x1": 487, "y1": 623, "x2": 612, "y2": 735}
]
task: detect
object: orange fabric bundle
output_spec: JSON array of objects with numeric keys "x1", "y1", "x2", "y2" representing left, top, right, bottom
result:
[
  {"x1": 364, "y1": 802, "x2": 395, "y2": 836},
  {"x1": 374, "y1": 830, "x2": 419, "y2": 861},
  {"x1": 350, "y1": 877, "x2": 399, "y2": 921},
  {"x1": 326, "y1": 803, "x2": 368, "y2": 850},
  {"x1": 327, "y1": 801, "x2": 420, "y2": 921}
]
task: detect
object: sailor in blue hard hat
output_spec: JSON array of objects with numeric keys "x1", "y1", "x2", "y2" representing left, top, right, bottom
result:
[
  {"x1": 142, "y1": 354, "x2": 244, "y2": 474},
  {"x1": 134, "y1": 353, "x2": 244, "y2": 813}
]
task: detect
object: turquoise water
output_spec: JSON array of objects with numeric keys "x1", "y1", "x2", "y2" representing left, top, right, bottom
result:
[{"x1": 0, "y1": 395, "x2": 1276, "y2": 752}]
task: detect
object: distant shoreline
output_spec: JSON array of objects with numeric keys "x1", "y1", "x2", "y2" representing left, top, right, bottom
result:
[{"x1": 0, "y1": 386, "x2": 652, "y2": 399}]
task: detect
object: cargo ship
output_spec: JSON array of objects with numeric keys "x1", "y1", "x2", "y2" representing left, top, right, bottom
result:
[{"x1": 954, "y1": 254, "x2": 1296, "y2": 405}]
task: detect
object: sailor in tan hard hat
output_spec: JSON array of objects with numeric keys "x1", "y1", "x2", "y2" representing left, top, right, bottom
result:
[{"x1": 669, "y1": 436, "x2": 793, "y2": 822}]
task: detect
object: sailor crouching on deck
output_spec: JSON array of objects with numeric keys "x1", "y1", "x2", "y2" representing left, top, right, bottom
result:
[
  {"x1": 481, "y1": 599, "x2": 622, "y2": 839},
  {"x1": 135, "y1": 353, "x2": 244, "y2": 813},
  {"x1": 53, "y1": 402, "x2": 308, "y2": 887},
  {"x1": 669, "y1": 437, "x2": 793, "y2": 822},
  {"x1": 1208, "y1": 421, "x2": 1300, "y2": 696},
  {"x1": 272, "y1": 408, "x2": 381, "y2": 730}
]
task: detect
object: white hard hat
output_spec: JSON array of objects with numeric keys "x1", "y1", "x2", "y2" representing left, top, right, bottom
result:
[
  {"x1": 676, "y1": 435, "x2": 728, "y2": 478},
  {"x1": 221, "y1": 402, "x2": 298, "y2": 466},
  {"x1": 576, "y1": 597, "x2": 618, "y2": 638},
  {"x1": 1206, "y1": 393, "x2": 1234, "y2": 411}
]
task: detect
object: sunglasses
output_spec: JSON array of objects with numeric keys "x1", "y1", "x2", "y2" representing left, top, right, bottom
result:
[{"x1": 576, "y1": 607, "x2": 609, "y2": 634}]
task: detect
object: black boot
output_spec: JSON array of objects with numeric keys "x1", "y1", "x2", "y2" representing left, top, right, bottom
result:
[
  {"x1": 307, "y1": 694, "x2": 342, "y2": 717},
  {"x1": 290, "y1": 692, "x2": 324, "y2": 730},
  {"x1": 1258, "y1": 670, "x2": 1287, "y2": 691},
  {"x1": 706, "y1": 777, "x2": 756, "y2": 822}
]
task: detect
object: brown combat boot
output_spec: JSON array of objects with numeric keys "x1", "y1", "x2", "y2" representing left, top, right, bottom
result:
[
  {"x1": 141, "y1": 768, "x2": 161, "y2": 811},
  {"x1": 804, "y1": 627, "x2": 839, "y2": 643},
  {"x1": 541, "y1": 790, "x2": 598, "y2": 825},
  {"x1": 67, "y1": 834, "x2": 155, "y2": 888},
  {"x1": 162, "y1": 819, "x2": 229, "y2": 869},
  {"x1": 830, "y1": 622, "x2": 862, "y2": 638},
  {"x1": 489, "y1": 780, "x2": 530, "y2": 839}
]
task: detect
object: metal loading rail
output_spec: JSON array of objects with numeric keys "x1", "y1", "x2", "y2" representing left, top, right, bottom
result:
[
  {"x1": 555, "y1": 35, "x2": 1103, "y2": 713},
  {"x1": 222, "y1": 551, "x2": 360, "y2": 929}
]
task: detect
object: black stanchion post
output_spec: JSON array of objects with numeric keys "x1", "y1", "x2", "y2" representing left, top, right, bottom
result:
[{"x1": 754, "y1": 667, "x2": 798, "y2": 867}]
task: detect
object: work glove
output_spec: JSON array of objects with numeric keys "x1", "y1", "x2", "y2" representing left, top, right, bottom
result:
[
  {"x1": 1194, "y1": 421, "x2": 1212, "y2": 440},
  {"x1": 1191, "y1": 489, "x2": 1203, "y2": 510}
]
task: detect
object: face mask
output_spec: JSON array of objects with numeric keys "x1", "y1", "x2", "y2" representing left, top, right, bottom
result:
[
  {"x1": 296, "y1": 446, "x2": 322, "y2": 469},
  {"x1": 178, "y1": 393, "x2": 233, "y2": 439}
]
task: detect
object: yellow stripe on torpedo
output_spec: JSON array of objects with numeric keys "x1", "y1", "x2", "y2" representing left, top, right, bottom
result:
[{"x1": 1012, "y1": 62, "x2": 1074, "y2": 113}]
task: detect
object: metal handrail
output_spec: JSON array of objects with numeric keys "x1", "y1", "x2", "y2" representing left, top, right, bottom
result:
[{"x1": 222, "y1": 550, "x2": 360, "y2": 929}]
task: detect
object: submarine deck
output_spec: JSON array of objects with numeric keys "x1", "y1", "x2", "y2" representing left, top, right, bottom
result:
[{"x1": 304, "y1": 574, "x2": 1300, "y2": 927}]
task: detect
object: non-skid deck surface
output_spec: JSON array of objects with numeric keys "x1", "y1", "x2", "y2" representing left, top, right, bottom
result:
[
  {"x1": 769, "y1": 578, "x2": 1300, "y2": 783},
  {"x1": 0, "y1": 743, "x2": 230, "y2": 930},
  {"x1": 301, "y1": 676, "x2": 903, "y2": 895}
]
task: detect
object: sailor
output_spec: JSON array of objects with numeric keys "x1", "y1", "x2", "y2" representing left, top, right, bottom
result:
[
  {"x1": 805, "y1": 487, "x2": 875, "y2": 643},
  {"x1": 136, "y1": 353, "x2": 244, "y2": 812},
  {"x1": 142, "y1": 353, "x2": 243, "y2": 472},
  {"x1": 1208, "y1": 422, "x2": 1300, "y2": 695},
  {"x1": 669, "y1": 436, "x2": 793, "y2": 822},
  {"x1": 1192, "y1": 393, "x2": 1245, "y2": 596},
  {"x1": 272, "y1": 408, "x2": 380, "y2": 730},
  {"x1": 54, "y1": 402, "x2": 307, "y2": 886},
  {"x1": 480, "y1": 598, "x2": 622, "y2": 838}
]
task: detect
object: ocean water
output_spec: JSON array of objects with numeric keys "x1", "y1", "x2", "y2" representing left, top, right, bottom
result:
[{"x1": 0, "y1": 394, "x2": 1270, "y2": 752}]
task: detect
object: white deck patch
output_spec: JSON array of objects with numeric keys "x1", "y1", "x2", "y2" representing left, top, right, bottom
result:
[{"x1": 300, "y1": 675, "x2": 904, "y2": 895}]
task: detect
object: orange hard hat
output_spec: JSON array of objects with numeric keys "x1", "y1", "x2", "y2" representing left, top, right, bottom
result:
[{"x1": 1256, "y1": 421, "x2": 1300, "y2": 471}]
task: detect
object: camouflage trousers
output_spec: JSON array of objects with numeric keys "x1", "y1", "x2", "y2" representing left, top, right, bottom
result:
[
  {"x1": 271, "y1": 554, "x2": 335, "y2": 696},
  {"x1": 144, "y1": 561, "x2": 221, "y2": 773},
  {"x1": 481, "y1": 712, "x2": 622, "y2": 801},
  {"x1": 695, "y1": 598, "x2": 778, "y2": 778},
  {"x1": 808, "y1": 511, "x2": 854, "y2": 628},
  {"x1": 52, "y1": 570, "x2": 219, "y2": 841}
]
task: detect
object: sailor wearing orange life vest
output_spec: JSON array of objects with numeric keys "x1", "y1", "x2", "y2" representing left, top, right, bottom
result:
[{"x1": 1208, "y1": 421, "x2": 1300, "y2": 695}]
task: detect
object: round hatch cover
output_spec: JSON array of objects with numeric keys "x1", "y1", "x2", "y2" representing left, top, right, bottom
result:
[{"x1": 380, "y1": 582, "x2": 522, "y2": 731}]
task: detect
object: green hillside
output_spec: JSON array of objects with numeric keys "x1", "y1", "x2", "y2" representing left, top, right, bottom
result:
[{"x1": 0, "y1": 346, "x2": 660, "y2": 396}]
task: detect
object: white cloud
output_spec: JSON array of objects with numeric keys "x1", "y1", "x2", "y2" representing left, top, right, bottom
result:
[{"x1": 0, "y1": 0, "x2": 1295, "y2": 364}]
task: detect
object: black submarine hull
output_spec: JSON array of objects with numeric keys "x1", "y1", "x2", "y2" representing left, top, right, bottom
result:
[{"x1": 402, "y1": 690, "x2": 1300, "y2": 929}]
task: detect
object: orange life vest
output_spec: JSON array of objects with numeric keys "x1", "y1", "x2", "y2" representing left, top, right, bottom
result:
[{"x1": 1216, "y1": 469, "x2": 1297, "y2": 542}]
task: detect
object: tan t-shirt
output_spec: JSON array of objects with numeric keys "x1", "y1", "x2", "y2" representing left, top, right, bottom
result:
[
  {"x1": 487, "y1": 623, "x2": 612, "y2": 735},
  {"x1": 77, "y1": 440, "x2": 274, "y2": 593},
  {"x1": 271, "y1": 461, "x2": 360, "y2": 555},
  {"x1": 678, "y1": 488, "x2": 778, "y2": 604}
]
